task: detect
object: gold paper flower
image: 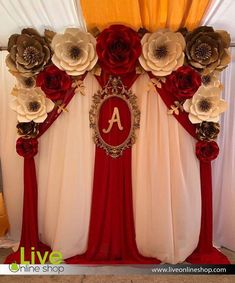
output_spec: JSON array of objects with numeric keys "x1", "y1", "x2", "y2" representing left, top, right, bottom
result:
[
  {"x1": 185, "y1": 26, "x2": 231, "y2": 74},
  {"x1": 139, "y1": 30, "x2": 185, "y2": 76},
  {"x1": 51, "y1": 28, "x2": 98, "y2": 76},
  {"x1": 10, "y1": 87, "x2": 54, "y2": 123},
  {"x1": 183, "y1": 86, "x2": 227, "y2": 124},
  {"x1": 6, "y1": 28, "x2": 51, "y2": 77},
  {"x1": 17, "y1": 121, "x2": 39, "y2": 138},
  {"x1": 196, "y1": 121, "x2": 220, "y2": 141}
]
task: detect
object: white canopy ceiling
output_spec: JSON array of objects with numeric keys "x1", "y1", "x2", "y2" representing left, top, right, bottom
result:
[
  {"x1": 0, "y1": 0, "x2": 85, "y2": 47},
  {"x1": 203, "y1": 0, "x2": 235, "y2": 43},
  {"x1": 0, "y1": 0, "x2": 234, "y2": 48}
]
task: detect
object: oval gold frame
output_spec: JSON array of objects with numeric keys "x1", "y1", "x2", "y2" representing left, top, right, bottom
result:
[{"x1": 89, "y1": 76, "x2": 140, "y2": 158}]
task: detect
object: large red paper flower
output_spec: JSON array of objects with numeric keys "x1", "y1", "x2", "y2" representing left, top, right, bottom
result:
[
  {"x1": 96, "y1": 25, "x2": 141, "y2": 75},
  {"x1": 16, "y1": 137, "x2": 38, "y2": 158},
  {"x1": 165, "y1": 66, "x2": 201, "y2": 101},
  {"x1": 196, "y1": 140, "x2": 219, "y2": 162},
  {"x1": 36, "y1": 65, "x2": 72, "y2": 101}
]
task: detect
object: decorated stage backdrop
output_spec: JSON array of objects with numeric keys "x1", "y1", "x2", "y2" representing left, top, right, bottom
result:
[{"x1": 0, "y1": 23, "x2": 231, "y2": 264}]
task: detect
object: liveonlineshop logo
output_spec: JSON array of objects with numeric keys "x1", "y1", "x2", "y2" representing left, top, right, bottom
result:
[{"x1": 8, "y1": 247, "x2": 65, "y2": 274}]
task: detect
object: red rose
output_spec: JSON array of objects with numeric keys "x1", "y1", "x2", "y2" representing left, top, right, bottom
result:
[
  {"x1": 196, "y1": 141, "x2": 219, "y2": 162},
  {"x1": 36, "y1": 65, "x2": 72, "y2": 101},
  {"x1": 165, "y1": 66, "x2": 201, "y2": 101},
  {"x1": 96, "y1": 25, "x2": 141, "y2": 75},
  {"x1": 16, "y1": 137, "x2": 38, "y2": 158}
]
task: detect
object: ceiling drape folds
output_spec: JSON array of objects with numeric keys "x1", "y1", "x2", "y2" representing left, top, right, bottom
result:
[
  {"x1": 0, "y1": 0, "x2": 86, "y2": 47},
  {"x1": 79, "y1": 0, "x2": 212, "y2": 31}
]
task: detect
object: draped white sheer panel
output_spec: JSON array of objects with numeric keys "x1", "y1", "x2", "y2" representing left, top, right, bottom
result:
[
  {"x1": 0, "y1": 0, "x2": 86, "y2": 46},
  {"x1": 212, "y1": 48, "x2": 235, "y2": 251},
  {"x1": 37, "y1": 73, "x2": 96, "y2": 258},
  {"x1": 131, "y1": 74, "x2": 201, "y2": 263},
  {"x1": 0, "y1": 51, "x2": 23, "y2": 241},
  {"x1": 1, "y1": 50, "x2": 202, "y2": 262}
]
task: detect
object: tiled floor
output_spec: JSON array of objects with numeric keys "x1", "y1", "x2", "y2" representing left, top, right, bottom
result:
[{"x1": 0, "y1": 247, "x2": 234, "y2": 282}]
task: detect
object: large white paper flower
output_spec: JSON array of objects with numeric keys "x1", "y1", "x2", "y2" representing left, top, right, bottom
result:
[
  {"x1": 139, "y1": 30, "x2": 185, "y2": 76},
  {"x1": 51, "y1": 28, "x2": 98, "y2": 76},
  {"x1": 10, "y1": 87, "x2": 54, "y2": 123},
  {"x1": 183, "y1": 86, "x2": 227, "y2": 124}
]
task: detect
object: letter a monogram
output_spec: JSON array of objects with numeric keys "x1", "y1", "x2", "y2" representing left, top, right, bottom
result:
[{"x1": 102, "y1": 107, "x2": 124, "y2": 133}]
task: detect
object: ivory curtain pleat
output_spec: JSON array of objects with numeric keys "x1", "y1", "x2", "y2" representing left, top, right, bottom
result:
[
  {"x1": 131, "y1": 74, "x2": 201, "y2": 263},
  {"x1": 212, "y1": 48, "x2": 235, "y2": 252},
  {"x1": 79, "y1": 0, "x2": 212, "y2": 31},
  {"x1": 0, "y1": 51, "x2": 22, "y2": 241}
]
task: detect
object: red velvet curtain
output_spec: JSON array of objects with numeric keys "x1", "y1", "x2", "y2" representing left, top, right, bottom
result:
[{"x1": 66, "y1": 71, "x2": 160, "y2": 264}]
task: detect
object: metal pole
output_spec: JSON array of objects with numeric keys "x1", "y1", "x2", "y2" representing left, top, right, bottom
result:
[{"x1": 0, "y1": 44, "x2": 235, "y2": 50}]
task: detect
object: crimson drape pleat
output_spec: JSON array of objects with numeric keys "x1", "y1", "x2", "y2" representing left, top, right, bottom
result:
[
  {"x1": 4, "y1": 157, "x2": 51, "y2": 264},
  {"x1": 186, "y1": 162, "x2": 230, "y2": 264},
  {"x1": 154, "y1": 75, "x2": 230, "y2": 264},
  {"x1": 66, "y1": 148, "x2": 160, "y2": 263},
  {"x1": 66, "y1": 71, "x2": 160, "y2": 264}
]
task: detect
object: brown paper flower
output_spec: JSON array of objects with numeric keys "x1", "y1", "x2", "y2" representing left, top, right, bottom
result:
[
  {"x1": 17, "y1": 121, "x2": 39, "y2": 138},
  {"x1": 6, "y1": 28, "x2": 51, "y2": 77},
  {"x1": 196, "y1": 122, "x2": 220, "y2": 141},
  {"x1": 185, "y1": 26, "x2": 231, "y2": 74}
]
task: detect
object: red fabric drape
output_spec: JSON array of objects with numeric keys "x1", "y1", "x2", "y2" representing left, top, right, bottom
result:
[
  {"x1": 154, "y1": 76, "x2": 230, "y2": 264},
  {"x1": 66, "y1": 71, "x2": 160, "y2": 264},
  {"x1": 4, "y1": 83, "x2": 82, "y2": 263},
  {"x1": 5, "y1": 157, "x2": 51, "y2": 264},
  {"x1": 186, "y1": 162, "x2": 230, "y2": 264}
]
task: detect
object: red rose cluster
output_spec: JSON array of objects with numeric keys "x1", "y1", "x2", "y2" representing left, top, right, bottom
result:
[
  {"x1": 165, "y1": 66, "x2": 201, "y2": 101},
  {"x1": 96, "y1": 25, "x2": 141, "y2": 75},
  {"x1": 36, "y1": 65, "x2": 72, "y2": 101},
  {"x1": 16, "y1": 137, "x2": 38, "y2": 158},
  {"x1": 196, "y1": 140, "x2": 219, "y2": 162}
]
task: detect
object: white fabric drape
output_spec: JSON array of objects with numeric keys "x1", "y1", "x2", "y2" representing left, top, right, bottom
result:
[
  {"x1": 1, "y1": 50, "x2": 202, "y2": 262},
  {"x1": 0, "y1": 51, "x2": 23, "y2": 241},
  {"x1": 37, "y1": 73, "x2": 96, "y2": 258},
  {"x1": 212, "y1": 47, "x2": 235, "y2": 251},
  {"x1": 131, "y1": 74, "x2": 201, "y2": 263},
  {"x1": 0, "y1": 0, "x2": 86, "y2": 46}
]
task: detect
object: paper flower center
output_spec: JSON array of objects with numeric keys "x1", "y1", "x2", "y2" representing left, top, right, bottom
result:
[
  {"x1": 23, "y1": 46, "x2": 41, "y2": 64},
  {"x1": 154, "y1": 45, "x2": 168, "y2": 59},
  {"x1": 195, "y1": 43, "x2": 212, "y2": 60},
  {"x1": 198, "y1": 99, "x2": 212, "y2": 112},
  {"x1": 24, "y1": 77, "x2": 35, "y2": 88},
  {"x1": 69, "y1": 46, "x2": 81, "y2": 60},
  {"x1": 202, "y1": 75, "x2": 211, "y2": 85},
  {"x1": 28, "y1": 101, "x2": 41, "y2": 112}
]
